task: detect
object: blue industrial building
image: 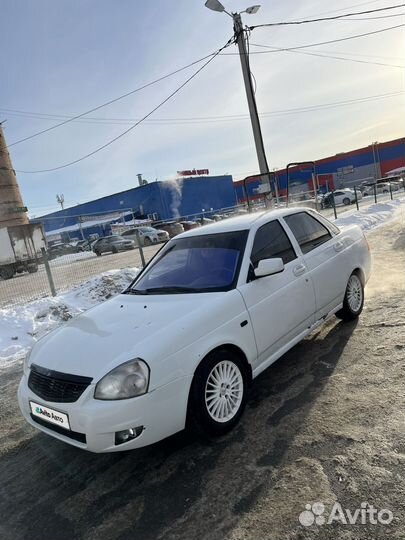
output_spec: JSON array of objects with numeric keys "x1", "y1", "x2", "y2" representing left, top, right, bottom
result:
[{"x1": 36, "y1": 175, "x2": 236, "y2": 237}]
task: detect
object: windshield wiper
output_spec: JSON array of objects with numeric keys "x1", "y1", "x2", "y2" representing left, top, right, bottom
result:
[
  {"x1": 122, "y1": 288, "x2": 148, "y2": 295},
  {"x1": 126, "y1": 286, "x2": 203, "y2": 295},
  {"x1": 145, "y1": 286, "x2": 201, "y2": 294}
]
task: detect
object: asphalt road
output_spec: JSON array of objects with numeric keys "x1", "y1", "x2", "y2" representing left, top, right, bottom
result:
[{"x1": 0, "y1": 217, "x2": 404, "y2": 540}]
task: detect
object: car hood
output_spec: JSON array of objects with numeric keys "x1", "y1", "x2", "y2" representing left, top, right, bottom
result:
[{"x1": 27, "y1": 291, "x2": 238, "y2": 382}]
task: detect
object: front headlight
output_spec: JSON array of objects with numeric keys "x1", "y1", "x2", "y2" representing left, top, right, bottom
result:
[{"x1": 94, "y1": 359, "x2": 150, "y2": 400}]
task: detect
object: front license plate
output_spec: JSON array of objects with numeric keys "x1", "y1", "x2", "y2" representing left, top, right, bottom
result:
[{"x1": 30, "y1": 401, "x2": 70, "y2": 430}]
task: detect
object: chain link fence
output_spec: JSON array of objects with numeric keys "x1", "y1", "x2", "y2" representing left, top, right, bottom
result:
[{"x1": 1, "y1": 181, "x2": 404, "y2": 309}]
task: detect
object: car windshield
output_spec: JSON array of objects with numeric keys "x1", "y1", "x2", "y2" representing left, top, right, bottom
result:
[{"x1": 127, "y1": 230, "x2": 248, "y2": 294}]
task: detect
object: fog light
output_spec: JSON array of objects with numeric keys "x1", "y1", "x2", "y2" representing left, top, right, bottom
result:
[{"x1": 115, "y1": 426, "x2": 144, "y2": 445}]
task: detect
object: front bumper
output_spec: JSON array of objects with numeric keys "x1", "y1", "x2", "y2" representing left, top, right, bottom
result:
[{"x1": 18, "y1": 372, "x2": 192, "y2": 453}]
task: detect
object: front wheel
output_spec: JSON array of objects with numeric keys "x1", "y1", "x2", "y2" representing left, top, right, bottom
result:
[
  {"x1": 143, "y1": 237, "x2": 152, "y2": 246},
  {"x1": 336, "y1": 273, "x2": 364, "y2": 321},
  {"x1": 187, "y1": 349, "x2": 248, "y2": 438}
]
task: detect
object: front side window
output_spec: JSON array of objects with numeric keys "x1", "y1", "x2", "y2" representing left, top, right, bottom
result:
[
  {"x1": 251, "y1": 220, "x2": 296, "y2": 268},
  {"x1": 127, "y1": 231, "x2": 248, "y2": 294},
  {"x1": 284, "y1": 212, "x2": 332, "y2": 254}
]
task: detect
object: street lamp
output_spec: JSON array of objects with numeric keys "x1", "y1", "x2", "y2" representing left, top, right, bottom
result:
[{"x1": 204, "y1": 1, "x2": 272, "y2": 200}]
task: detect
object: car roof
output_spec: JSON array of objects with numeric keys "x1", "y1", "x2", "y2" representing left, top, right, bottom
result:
[{"x1": 176, "y1": 207, "x2": 313, "y2": 239}]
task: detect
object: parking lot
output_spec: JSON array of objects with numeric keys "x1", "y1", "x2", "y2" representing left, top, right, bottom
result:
[
  {"x1": 0, "y1": 214, "x2": 404, "y2": 540},
  {"x1": 0, "y1": 244, "x2": 162, "y2": 308},
  {"x1": 1, "y1": 190, "x2": 403, "y2": 309}
]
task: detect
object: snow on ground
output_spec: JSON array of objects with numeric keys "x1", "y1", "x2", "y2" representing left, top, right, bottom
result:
[
  {"x1": 49, "y1": 250, "x2": 97, "y2": 267},
  {"x1": 0, "y1": 267, "x2": 139, "y2": 368},
  {"x1": 335, "y1": 197, "x2": 405, "y2": 231},
  {"x1": 0, "y1": 197, "x2": 404, "y2": 369}
]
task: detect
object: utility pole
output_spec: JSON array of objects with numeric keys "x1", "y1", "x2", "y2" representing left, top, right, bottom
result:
[
  {"x1": 56, "y1": 193, "x2": 65, "y2": 210},
  {"x1": 205, "y1": 1, "x2": 274, "y2": 200},
  {"x1": 233, "y1": 12, "x2": 270, "y2": 178}
]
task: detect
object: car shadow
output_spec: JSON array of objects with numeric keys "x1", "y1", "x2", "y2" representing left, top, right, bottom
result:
[{"x1": 0, "y1": 319, "x2": 358, "y2": 540}]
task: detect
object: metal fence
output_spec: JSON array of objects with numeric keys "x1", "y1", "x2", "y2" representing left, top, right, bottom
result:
[
  {"x1": 0, "y1": 183, "x2": 404, "y2": 309},
  {"x1": 0, "y1": 242, "x2": 160, "y2": 309}
]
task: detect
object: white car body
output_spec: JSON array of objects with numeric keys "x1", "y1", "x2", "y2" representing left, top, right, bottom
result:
[
  {"x1": 327, "y1": 189, "x2": 362, "y2": 206},
  {"x1": 18, "y1": 208, "x2": 371, "y2": 452},
  {"x1": 122, "y1": 226, "x2": 169, "y2": 246},
  {"x1": 363, "y1": 182, "x2": 398, "y2": 196}
]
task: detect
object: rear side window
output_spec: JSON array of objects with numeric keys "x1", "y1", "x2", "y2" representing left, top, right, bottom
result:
[
  {"x1": 251, "y1": 220, "x2": 296, "y2": 268},
  {"x1": 284, "y1": 212, "x2": 331, "y2": 254},
  {"x1": 311, "y1": 212, "x2": 340, "y2": 235}
]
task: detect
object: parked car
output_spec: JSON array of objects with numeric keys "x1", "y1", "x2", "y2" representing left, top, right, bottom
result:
[
  {"x1": 200, "y1": 217, "x2": 215, "y2": 226},
  {"x1": 362, "y1": 182, "x2": 396, "y2": 196},
  {"x1": 19, "y1": 207, "x2": 371, "y2": 452},
  {"x1": 92, "y1": 235, "x2": 135, "y2": 256},
  {"x1": 322, "y1": 188, "x2": 361, "y2": 208},
  {"x1": 75, "y1": 239, "x2": 93, "y2": 251},
  {"x1": 122, "y1": 226, "x2": 169, "y2": 246},
  {"x1": 156, "y1": 222, "x2": 184, "y2": 238},
  {"x1": 180, "y1": 221, "x2": 200, "y2": 231},
  {"x1": 47, "y1": 242, "x2": 81, "y2": 260}
]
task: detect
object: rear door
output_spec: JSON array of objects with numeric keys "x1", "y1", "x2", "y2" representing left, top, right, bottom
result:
[
  {"x1": 238, "y1": 219, "x2": 316, "y2": 369},
  {"x1": 283, "y1": 211, "x2": 349, "y2": 319}
]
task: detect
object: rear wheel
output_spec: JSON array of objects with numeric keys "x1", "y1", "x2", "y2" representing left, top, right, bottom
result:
[
  {"x1": 336, "y1": 273, "x2": 364, "y2": 321},
  {"x1": 27, "y1": 263, "x2": 38, "y2": 274},
  {"x1": 112, "y1": 247, "x2": 118, "y2": 254},
  {"x1": 95, "y1": 250, "x2": 101, "y2": 257},
  {"x1": 144, "y1": 237, "x2": 152, "y2": 246},
  {"x1": 343, "y1": 197, "x2": 351, "y2": 205},
  {"x1": 0, "y1": 266, "x2": 15, "y2": 280},
  {"x1": 188, "y1": 349, "x2": 248, "y2": 438}
]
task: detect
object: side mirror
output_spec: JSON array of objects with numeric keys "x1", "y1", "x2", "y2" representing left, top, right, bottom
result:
[{"x1": 254, "y1": 258, "x2": 284, "y2": 278}]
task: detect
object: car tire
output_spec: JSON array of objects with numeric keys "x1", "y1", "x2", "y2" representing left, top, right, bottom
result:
[
  {"x1": 336, "y1": 272, "x2": 364, "y2": 321},
  {"x1": 342, "y1": 197, "x2": 350, "y2": 205},
  {"x1": 27, "y1": 264, "x2": 38, "y2": 274},
  {"x1": 187, "y1": 349, "x2": 249, "y2": 439},
  {"x1": 0, "y1": 265, "x2": 15, "y2": 280},
  {"x1": 383, "y1": 190, "x2": 388, "y2": 194},
  {"x1": 144, "y1": 237, "x2": 152, "y2": 246},
  {"x1": 112, "y1": 247, "x2": 118, "y2": 254},
  {"x1": 95, "y1": 250, "x2": 101, "y2": 257}
]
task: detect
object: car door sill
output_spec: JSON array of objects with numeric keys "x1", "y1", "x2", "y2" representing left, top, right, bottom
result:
[{"x1": 252, "y1": 303, "x2": 343, "y2": 379}]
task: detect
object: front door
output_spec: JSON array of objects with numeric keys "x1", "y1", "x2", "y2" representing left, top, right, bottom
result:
[{"x1": 238, "y1": 219, "x2": 316, "y2": 370}]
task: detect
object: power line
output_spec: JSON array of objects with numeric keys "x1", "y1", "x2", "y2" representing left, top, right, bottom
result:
[
  {"x1": 220, "y1": 24, "x2": 405, "y2": 55},
  {"x1": 283, "y1": 0, "x2": 395, "y2": 22},
  {"x1": 250, "y1": 42, "x2": 405, "y2": 68},
  {"x1": 249, "y1": 3, "x2": 405, "y2": 29},
  {"x1": 1, "y1": 46, "x2": 232, "y2": 152},
  {"x1": 14, "y1": 37, "x2": 235, "y2": 174},
  {"x1": 2, "y1": 92, "x2": 402, "y2": 126}
]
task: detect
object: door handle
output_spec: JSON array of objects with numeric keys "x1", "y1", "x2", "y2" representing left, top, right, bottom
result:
[
  {"x1": 334, "y1": 241, "x2": 344, "y2": 252},
  {"x1": 293, "y1": 263, "x2": 306, "y2": 276}
]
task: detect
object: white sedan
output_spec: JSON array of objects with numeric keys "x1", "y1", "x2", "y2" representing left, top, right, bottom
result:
[
  {"x1": 322, "y1": 188, "x2": 362, "y2": 207},
  {"x1": 18, "y1": 208, "x2": 371, "y2": 452}
]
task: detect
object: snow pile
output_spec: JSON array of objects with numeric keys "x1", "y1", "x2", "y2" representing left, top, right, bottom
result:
[
  {"x1": 335, "y1": 198, "x2": 404, "y2": 231},
  {"x1": 49, "y1": 251, "x2": 97, "y2": 267},
  {"x1": 0, "y1": 267, "x2": 139, "y2": 368}
]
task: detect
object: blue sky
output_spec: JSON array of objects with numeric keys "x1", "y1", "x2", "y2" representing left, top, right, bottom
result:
[{"x1": 1, "y1": 0, "x2": 404, "y2": 216}]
